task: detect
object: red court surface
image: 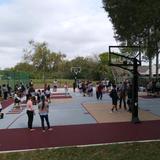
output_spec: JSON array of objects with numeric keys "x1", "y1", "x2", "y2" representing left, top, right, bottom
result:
[
  {"x1": 1, "y1": 98, "x2": 14, "y2": 109},
  {"x1": 1, "y1": 120, "x2": 160, "y2": 152},
  {"x1": 50, "y1": 95, "x2": 72, "y2": 99},
  {"x1": 1, "y1": 92, "x2": 160, "y2": 152},
  {"x1": 139, "y1": 95, "x2": 160, "y2": 99},
  {"x1": 50, "y1": 96, "x2": 72, "y2": 99}
]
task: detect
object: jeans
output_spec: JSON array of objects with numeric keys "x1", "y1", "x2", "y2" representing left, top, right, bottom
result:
[{"x1": 40, "y1": 114, "x2": 50, "y2": 130}]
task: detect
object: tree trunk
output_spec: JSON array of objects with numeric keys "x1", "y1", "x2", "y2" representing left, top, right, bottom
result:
[
  {"x1": 149, "y1": 57, "x2": 153, "y2": 80},
  {"x1": 155, "y1": 45, "x2": 159, "y2": 80}
]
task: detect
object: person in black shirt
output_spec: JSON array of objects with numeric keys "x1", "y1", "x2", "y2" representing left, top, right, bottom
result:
[{"x1": 109, "y1": 84, "x2": 119, "y2": 112}]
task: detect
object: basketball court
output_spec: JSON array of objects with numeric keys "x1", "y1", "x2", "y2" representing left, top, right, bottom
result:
[{"x1": 0, "y1": 88, "x2": 160, "y2": 152}]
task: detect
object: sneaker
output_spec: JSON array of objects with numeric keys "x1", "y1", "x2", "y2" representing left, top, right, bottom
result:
[
  {"x1": 30, "y1": 129, "x2": 35, "y2": 131},
  {"x1": 42, "y1": 130, "x2": 46, "y2": 132},
  {"x1": 48, "y1": 128, "x2": 53, "y2": 131}
]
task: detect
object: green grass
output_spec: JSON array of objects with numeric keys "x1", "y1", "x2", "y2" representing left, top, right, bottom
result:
[
  {"x1": 32, "y1": 79, "x2": 75, "y2": 88},
  {"x1": 1, "y1": 141, "x2": 160, "y2": 160}
]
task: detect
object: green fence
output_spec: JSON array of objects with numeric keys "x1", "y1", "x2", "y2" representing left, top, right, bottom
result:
[{"x1": 0, "y1": 70, "x2": 30, "y2": 89}]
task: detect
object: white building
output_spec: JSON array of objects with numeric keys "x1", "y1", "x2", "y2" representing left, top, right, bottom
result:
[{"x1": 138, "y1": 65, "x2": 160, "y2": 77}]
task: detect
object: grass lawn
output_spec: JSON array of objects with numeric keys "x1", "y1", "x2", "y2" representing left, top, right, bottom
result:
[
  {"x1": 1, "y1": 141, "x2": 160, "y2": 160},
  {"x1": 32, "y1": 79, "x2": 75, "y2": 88}
]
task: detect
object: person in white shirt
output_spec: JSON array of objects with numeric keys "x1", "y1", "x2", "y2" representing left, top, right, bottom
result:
[{"x1": 14, "y1": 92, "x2": 21, "y2": 107}]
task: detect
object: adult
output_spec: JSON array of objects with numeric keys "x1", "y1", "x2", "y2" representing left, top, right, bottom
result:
[
  {"x1": 26, "y1": 96, "x2": 35, "y2": 131},
  {"x1": 96, "y1": 82, "x2": 100, "y2": 99},
  {"x1": 73, "y1": 81, "x2": 76, "y2": 92},
  {"x1": 2, "y1": 84, "x2": 8, "y2": 100},
  {"x1": 87, "y1": 81, "x2": 93, "y2": 97},
  {"x1": 119, "y1": 81, "x2": 127, "y2": 110},
  {"x1": 127, "y1": 83, "x2": 132, "y2": 112},
  {"x1": 82, "y1": 81, "x2": 86, "y2": 97},
  {"x1": 97, "y1": 82, "x2": 104, "y2": 100},
  {"x1": 109, "y1": 84, "x2": 119, "y2": 112},
  {"x1": 38, "y1": 96, "x2": 52, "y2": 132}
]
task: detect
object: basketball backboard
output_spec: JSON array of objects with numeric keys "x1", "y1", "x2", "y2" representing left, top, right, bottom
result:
[
  {"x1": 71, "y1": 67, "x2": 81, "y2": 75},
  {"x1": 108, "y1": 46, "x2": 141, "y2": 71}
]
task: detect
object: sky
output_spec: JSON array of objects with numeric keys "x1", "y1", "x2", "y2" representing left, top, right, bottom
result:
[{"x1": 0, "y1": 0, "x2": 117, "y2": 69}]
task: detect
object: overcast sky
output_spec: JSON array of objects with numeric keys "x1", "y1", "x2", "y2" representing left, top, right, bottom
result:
[{"x1": 0, "y1": 0, "x2": 117, "y2": 69}]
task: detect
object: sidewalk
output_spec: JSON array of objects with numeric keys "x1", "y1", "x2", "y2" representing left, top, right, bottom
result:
[{"x1": 0, "y1": 89, "x2": 160, "y2": 152}]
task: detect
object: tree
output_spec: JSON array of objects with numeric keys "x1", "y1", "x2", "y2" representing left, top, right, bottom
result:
[
  {"x1": 23, "y1": 40, "x2": 68, "y2": 79},
  {"x1": 14, "y1": 62, "x2": 34, "y2": 72},
  {"x1": 102, "y1": 0, "x2": 160, "y2": 78}
]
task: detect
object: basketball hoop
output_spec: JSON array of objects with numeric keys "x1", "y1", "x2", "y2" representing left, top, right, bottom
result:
[
  {"x1": 71, "y1": 67, "x2": 81, "y2": 75},
  {"x1": 108, "y1": 46, "x2": 141, "y2": 72},
  {"x1": 108, "y1": 45, "x2": 142, "y2": 123}
]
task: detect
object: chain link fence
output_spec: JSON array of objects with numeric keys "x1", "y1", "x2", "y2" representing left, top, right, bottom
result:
[{"x1": 0, "y1": 70, "x2": 30, "y2": 90}]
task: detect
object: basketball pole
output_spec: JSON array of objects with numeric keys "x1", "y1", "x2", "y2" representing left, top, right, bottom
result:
[
  {"x1": 109, "y1": 45, "x2": 141, "y2": 124},
  {"x1": 71, "y1": 67, "x2": 81, "y2": 90},
  {"x1": 132, "y1": 58, "x2": 140, "y2": 123}
]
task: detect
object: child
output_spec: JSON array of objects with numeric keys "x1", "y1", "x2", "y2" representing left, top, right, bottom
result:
[
  {"x1": 109, "y1": 84, "x2": 119, "y2": 112},
  {"x1": 45, "y1": 88, "x2": 51, "y2": 103},
  {"x1": 14, "y1": 92, "x2": 21, "y2": 108},
  {"x1": 0, "y1": 102, "x2": 4, "y2": 119},
  {"x1": 64, "y1": 82, "x2": 69, "y2": 96},
  {"x1": 38, "y1": 95, "x2": 52, "y2": 132}
]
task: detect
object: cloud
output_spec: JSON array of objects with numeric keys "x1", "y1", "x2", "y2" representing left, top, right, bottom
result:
[{"x1": 0, "y1": 0, "x2": 116, "y2": 69}]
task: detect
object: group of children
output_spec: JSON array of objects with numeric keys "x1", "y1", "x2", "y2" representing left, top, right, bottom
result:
[
  {"x1": 109, "y1": 81, "x2": 133, "y2": 112},
  {"x1": 77, "y1": 81, "x2": 93, "y2": 97}
]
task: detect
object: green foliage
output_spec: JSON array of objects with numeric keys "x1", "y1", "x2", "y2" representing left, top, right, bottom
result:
[
  {"x1": 99, "y1": 52, "x2": 109, "y2": 65},
  {"x1": 9, "y1": 41, "x2": 115, "y2": 81},
  {"x1": 102, "y1": 0, "x2": 160, "y2": 58},
  {"x1": 14, "y1": 62, "x2": 34, "y2": 73}
]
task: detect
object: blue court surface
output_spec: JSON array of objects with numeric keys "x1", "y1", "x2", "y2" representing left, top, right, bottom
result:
[
  {"x1": 0, "y1": 88, "x2": 160, "y2": 130},
  {"x1": 1, "y1": 88, "x2": 160, "y2": 152}
]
